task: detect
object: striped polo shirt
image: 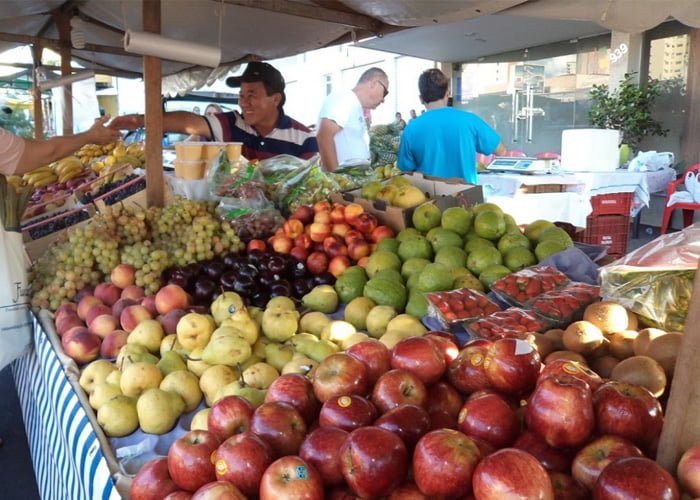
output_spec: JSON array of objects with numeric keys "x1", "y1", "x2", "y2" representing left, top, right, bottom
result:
[{"x1": 205, "y1": 110, "x2": 318, "y2": 160}]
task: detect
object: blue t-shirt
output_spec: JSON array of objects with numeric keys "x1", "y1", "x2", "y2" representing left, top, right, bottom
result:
[{"x1": 397, "y1": 107, "x2": 501, "y2": 183}]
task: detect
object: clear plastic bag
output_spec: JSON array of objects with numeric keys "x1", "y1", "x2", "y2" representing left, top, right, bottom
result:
[
  {"x1": 208, "y1": 154, "x2": 272, "y2": 209},
  {"x1": 222, "y1": 207, "x2": 285, "y2": 242},
  {"x1": 599, "y1": 223, "x2": 700, "y2": 331},
  {"x1": 525, "y1": 282, "x2": 600, "y2": 327},
  {"x1": 274, "y1": 155, "x2": 340, "y2": 214},
  {"x1": 489, "y1": 266, "x2": 570, "y2": 307}
]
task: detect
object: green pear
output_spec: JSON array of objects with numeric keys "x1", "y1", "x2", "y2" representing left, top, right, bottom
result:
[
  {"x1": 199, "y1": 365, "x2": 239, "y2": 406},
  {"x1": 321, "y1": 320, "x2": 357, "y2": 346},
  {"x1": 262, "y1": 309, "x2": 299, "y2": 342},
  {"x1": 264, "y1": 343, "x2": 295, "y2": 371},
  {"x1": 210, "y1": 291, "x2": 245, "y2": 325},
  {"x1": 160, "y1": 370, "x2": 202, "y2": 412},
  {"x1": 211, "y1": 325, "x2": 247, "y2": 341},
  {"x1": 302, "y1": 285, "x2": 339, "y2": 314},
  {"x1": 156, "y1": 351, "x2": 187, "y2": 376},
  {"x1": 221, "y1": 309, "x2": 260, "y2": 345},
  {"x1": 299, "y1": 311, "x2": 332, "y2": 337},
  {"x1": 287, "y1": 332, "x2": 320, "y2": 352},
  {"x1": 160, "y1": 334, "x2": 187, "y2": 358},
  {"x1": 344, "y1": 297, "x2": 376, "y2": 331},
  {"x1": 97, "y1": 395, "x2": 139, "y2": 437},
  {"x1": 105, "y1": 370, "x2": 121, "y2": 387},
  {"x1": 89, "y1": 381, "x2": 122, "y2": 410},
  {"x1": 240, "y1": 354, "x2": 264, "y2": 371},
  {"x1": 120, "y1": 362, "x2": 163, "y2": 398},
  {"x1": 266, "y1": 296, "x2": 297, "y2": 312},
  {"x1": 201, "y1": 334, "x2": 252, "y2": 367},
  {"x1": 242, "y1": 362, "x2": 279, "y2": 390},
  {"x1": 127, "y1": 319, "x2": 164, "y2": 353},
  {"x1": 366, "y1": 305, "x2": 399, "y2": 338},
  {"x1": 281, "y1": 352, "x2": 318, "y2": 377},
  {"x1": 386, "y1": 314, "x2": 427, "y2": 337},
  {"x1": 252, "y1": 336, "x2": 272, "y2": 358},
  {"x1": 117, "y1": 344, "x2": 149, "y2": 370},
  {"x1": 379, "y1": 329, "x2": 414, "y2": 349},
  {"x1": 190, "y1": 408, "x2": 210, "y2": 431},
  {"x1": 120, "y1": 351, "x2": 159, "y2": 371},
  {"x1": 248, "y1": 306, "x2": 264, "y2": 326},
  {"x1": 137, "y1": 388, "x2": 185, "y2": 435},
  {"x1": 214, "y1": 380, "x2": 266, "y2": 408},
  {"x1": 79, "y1": 360, "x2": 117, "y2": 394},
  {"x1": 186, "y1": 348, "x2": 212, "y2": 377},
  {"x1": 295, "y1": 337, "x2": 338, "y2": 363},
  {"x1": 340, "y1": 332, "x2": 370, "y2": 350}
]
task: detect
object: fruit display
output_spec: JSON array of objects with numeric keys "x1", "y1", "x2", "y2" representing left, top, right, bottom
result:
[
  {"x1": 490, "y1": 265, "x2": 570, "y2": 306},
  {"x1": 225, "y1": 208, "x2": 285, "y2": 242},
  {"x1": 360, "y1": 175, "x2": 428, "y2": 208},
  {"x1": 465, "y1": 307, "x2": 554, "y2": 340},
  {"x1": 369, "y1": 122, "x2": 401, "y2": 167},
  {"x1": 426, "y1": 287, "x2": 501, "y2": 325},
  {"x1": 527, "y1": 282, "x2": 600, "y2": 325}
]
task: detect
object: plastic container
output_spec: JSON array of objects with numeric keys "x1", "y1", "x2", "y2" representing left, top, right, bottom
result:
[
  {"x1": 526, "y1": 282, "x2": 601, "y2": 326},
  {"x1": 174, "y1": 159, "x2": 206, "y2": 180},
  {"x1": 225, "y1": 142, "x2": 243, "y2": 161},
  {"x1": 464, "y1": 307, "x2": 554, "y2": 340},
  {"x1": 490, "y1": 265, "x2": 570, "y2": 306},
  {"x1": 574, "y1": 214, "x2": 630, "y2": 257},
  {"x1": 202, "y1": 142, "x2": 225, "y2": 160},
  {"x1": 174, "y1": 141, "x2": 203, "y2": 161},
  {"x1": 425, "y1": 288, "x2": 502, "y2": 326},
  {"x1": 590, "y1": 192, "x2": 633, "y2": 216}
]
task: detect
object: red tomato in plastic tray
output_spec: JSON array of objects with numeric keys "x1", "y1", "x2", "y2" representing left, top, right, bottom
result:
[
  {"x1": 527, "y1": 283, "x2": 600, "y2": 324},
  {"x1": 426, "y1": 288, "x2": 501, "y2": 324},
  {"x1": 465, "y1": 307, "x2": 554, "y2": 340},
  {"x1": 490, "y1": 265, "x2": 570, "y2": 305}
]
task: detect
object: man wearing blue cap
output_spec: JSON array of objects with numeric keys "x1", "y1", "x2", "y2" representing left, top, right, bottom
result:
[{"x1": 110, "y1": 61, "x2": 318, "y2": 160}]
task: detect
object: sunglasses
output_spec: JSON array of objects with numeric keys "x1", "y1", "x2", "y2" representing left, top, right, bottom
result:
[{"x1": 377, "y1": 80, "x2": 389, "y2": 98}]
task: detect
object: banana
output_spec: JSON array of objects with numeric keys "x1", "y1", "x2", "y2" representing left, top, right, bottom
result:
[
  {"x1": 24, "y1": 172, "x2": 55, "y2": 185},
  {"x1": 58, "y1": 167, "x2": 84, "y2": 183},
  {"x1": 54, "y1": 156, "x2": 83, "y2": 175},
  {"x1": 32, "y1": 176, "x2": 58, "y2": 188}
]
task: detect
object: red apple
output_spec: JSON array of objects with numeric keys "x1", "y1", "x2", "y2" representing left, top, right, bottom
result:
[
  {"x1": 513, "y1": 431, "x2": 573, "y2": 473},
  {"x1": 155, "y1": 284, "x2": 191, "y2": 315},
  {"x1": 345, "y1": 339, "x2": 391, "y2": 386},
  {"x1": 306, "y1": 251, "x2": 329, "y2": 275},
  {"x1": 426, "y1": 381, "x2": 464, "y2": 418},
  {"x1": 371, "y1": 369, "x2": 428, "y2": 414},
  {"x1": 94, "y1": 282, "x2": 122, "y2": 307},
  {"x1": 425, "y1": 331, "x2": 460, "y2": 364},
  {"x1": 340, "y1": 426, "x2": 408, "y2": 498},
  {"x1": 299, "y1": 427, "x2": 350, "y2": 487},
  {"x1": 99, "y1": 329, "x2": 129, "y2": 359},
  {"x1": 265, "y1": 373, "x2": 320, "y2": 424},
  {"x1": 391, "y1": 336, "x2": 446, "y2": 386},
  {"x1": 371, "y1": 225, "x2": 394, "y2": 243},
  {"x1": 319, "y1": 395, "x2": 377, "y2": 432},
  {"x1": 291, "y1": 205, "x2": 315, "y2": 225},
  {"x1": 312, "y1": 353, "x2": 368, "y2": 403},
  {"x1": 163, "y1": 492, "x2": 192, "y2": 500},
  {"x1": 259, "y1": 456, "x2": 324, "y2": 499},
  {"x1": 594, "y1": 457, "x2": 679, "y2": 500},
  {"x1": 571, "y1": 435, "x2": 643, "y2": 491},
  {"x1": 483, "y1": 338, "x2": 541, "y2": 396},
  {"x1": 191, "y1": 480, "x2": 245, "y2": 500},
  {"x1": 111, "y1": 264, "x2": 136, "y2": 289},
  {"x1": 525, "y1": 375, "x2": 595, "y2": 449},
  {"x1": 457, "y1": 392, "x2": 519, "y2": 449},
  {"x1": 328, "y1": 256, "x2": 351, "y2": 278},
  {"x1": 168, "y1": 430, "x2": 220, "y2": 492},
  {"x1": 251, "y1": 402, "x2": 307, "y2": 458},
  {"x1": 547, "y1": 472, "x2": 588, "y2": 500},
  {"x1": 538, "y1": 358, "x2": 603, "y2": 393},
  {"x1": 412, "y1": 429, "x2": 482, "y2": 498},
  {"x1": 213, "y1": 432, "x2": 274, "y2": 497},
  {"x1": 130, "y1": 457, "x2": 180, "y2": 500},
  {"x1": 387, "y1": 481, "x2": 425, "y2": 499},
  {"x1": 374, "y1": 403, "x2": 431, "y2": 450},
  {"x1": 677, "y1": 444, "x2": 700, "y2": 497},
  {"x1": 592, "y1": 380, "x2": 664, "y2": 450},
  {"x1": 429, "y1": 409, "x2": 458, "y2": 431},
  {"x1": 207, "y1": 395, "x2": 255, "y2": 442},
  {"x1": 472, "y1": 448, "x2": 554, "y2": 500},
  {"x1": 447, "y1": 340, "x2": 492, "y2": 395},
  {"x1": 247, "y1": 239, "x2": 267, "y2": 253}
]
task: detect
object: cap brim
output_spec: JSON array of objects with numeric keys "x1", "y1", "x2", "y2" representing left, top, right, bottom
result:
[{"x1": 226, "y1": 76, "x2": 242, "y2": 88}]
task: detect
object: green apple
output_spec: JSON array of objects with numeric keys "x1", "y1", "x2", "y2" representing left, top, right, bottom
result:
[
  {"x1": 97, "y1": 395, "x2": 139, "y2": 437},
  {"x1": 136, "y1": 388, "x2": 185, "y2": 435},
  {"x1": 79, "y1": 359, "x2": 117, "y2": 394},
  {"x1": 160, "y1": 370, "x2": 202, "y2": 412}
]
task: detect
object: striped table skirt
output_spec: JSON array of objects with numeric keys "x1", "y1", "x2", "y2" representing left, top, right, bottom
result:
[{"x1": 12, "y1": 314, "x2": 121, "y2": 500}]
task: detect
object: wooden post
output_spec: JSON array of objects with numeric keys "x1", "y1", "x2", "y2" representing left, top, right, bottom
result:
[
  {"x1": 53, "y1": 10, "x2": 73, "y2": 136},
  {"x1": 680, "y1": 29, "x2": 700, "y2": 165},
  {"x1": 30, "y1": 44, "x2": 43, "y2": 139},
  {"x1": 143, "y1": 0, "x2": 164, "y2": 208}
]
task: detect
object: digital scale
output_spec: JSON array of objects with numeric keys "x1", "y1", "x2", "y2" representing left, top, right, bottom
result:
[{"x1": 485, "y1": 156, "x2": 560, "y2": 174}]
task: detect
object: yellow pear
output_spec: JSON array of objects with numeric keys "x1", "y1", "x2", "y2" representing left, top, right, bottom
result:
[
  {"x1": 97, "y1": 395, "x2": 139, "y2": 437},
  {"x1": 385, "y1": 314, "x2": 427, "y2": 337},
  {"x1": 190, "y1": 408, "x2": 210, "y2": 431},
  {"x1": 240, "y1": 354, "x2": 264, "y2": 371},
  {"x1": 89, "y1": 382, "x2": 122, "y2": 410},
  {"x1": 156, "y1": 351, "x2": 187, "y2": 376},
  {"x1": 160, "y1": 334, "x2": 187, "y2": 358},
  {"x1": 160, "y1": 370, "x2": 202, "y2": 412},
  {"x1": 199, "y1": 365, "x2": 240, "y2": 406},
  {"x1": 79, "y1": 360, "x2": 117, "y2": 394},
  {"x1": 127, "y1": 319, "x2": 164, "y2": 353},
  {"x1": 242, "y1": 362, "x2": 279, "y2": 389},
  {"x1": 210, "y1": 291, "x2": 245, "y2": 325},
  {"x1": 266, "y1": 296, "x2": 297, "y2": 312},
  {"x1": 262, "y1": 309, "x2": 299, "y2": 342},
  {"x1": 221, "y1": 310, "x2": 260, "y2": 345},
  {"x1": 120, "y1": 362, "x2": 163, "y2": 398},
  {"x1": 137, "y1": 388, "x2": 185, "y2": 435},
  {"x1": 264, "y1": 343, "x2": 295, "y2": 371},
  {"x1": 214, "y1": 380, "x2": 267, "y2": 407},
  {"x1": 321, "y1": 320, "x2": 357, "y2": 346},
  {"x1": 379, "y1": 329, "x2": 414, "y2": 349},
  {"x1": 105, "y1": 370, "x2": 121, "y2": 387},
  {"x1": 366, "y1": 306, "x2": 399, "y2": 338},
  {"x1": 201, "y1": 334, "x2": 252, "y2": 367},
  {"x1": 116, "y1": 344, "x2": 149, "y2": 370},
  {"x1": 340, "y1": 332, "x2": 370, "y2": 350},
  {"x1": 186, "y1": 348, "x2": 212, "y2": 377},
  {"x1": 176, "y1": 313, "x2": 215, "y2": 352},
  {"x1": 282, "y1": 352, "x2": 318, "y2": 377},
  {"x1": 299, "y1": 311, "x2": 332, "y2": 337}
]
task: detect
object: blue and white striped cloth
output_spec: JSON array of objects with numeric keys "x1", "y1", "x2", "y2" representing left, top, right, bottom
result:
[{"x1": 12, "y1": 315, "x2": 121, "y2": 500}]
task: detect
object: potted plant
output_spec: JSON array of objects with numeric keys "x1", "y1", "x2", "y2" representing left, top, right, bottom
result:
[{"x1": 588, "y1": 72, "x2": 669, "y2": 165}]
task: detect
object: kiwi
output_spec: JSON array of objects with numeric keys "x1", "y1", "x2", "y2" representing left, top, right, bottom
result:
[
  {"x1": 632, "y1": 328, "x2": 667, "y2": 356},
  {"x1": 590, "y1": 355, "x2": 620, "y2": 379},
  {"x1": 583, "y1": 301, "x2": 631, "y2": 334},
  {"x1": 645, "y1": 332, "x2": 682, "y2": 377},
  {"x1": 610, "y1": 355, "x2": 667, "y2": 397},
  {"x1": 608, "y1": 330, "x2": 639, "y2": 360},
  {"x1": 562, "y1": 321, "x2": 605, "y2": 355},
  {"x1": 544, "y1": 350, "x2": 587, "y2": 365}
]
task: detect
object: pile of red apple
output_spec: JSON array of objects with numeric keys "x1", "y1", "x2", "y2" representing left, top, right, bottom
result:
[
  {"x1": 248, "y1": 200, "x2": 395, "y2": 278},
  {"x1": 129, "y1": 333, "x2": 681, "y2": 499}
]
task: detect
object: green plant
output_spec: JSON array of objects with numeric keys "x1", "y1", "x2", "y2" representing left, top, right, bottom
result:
[{"x1": 588, "y1": 73, "x2": 669, "y2": 148}]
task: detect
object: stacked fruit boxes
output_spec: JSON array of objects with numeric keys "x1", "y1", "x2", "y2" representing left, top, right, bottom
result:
[{"x1": 574, "y1": 193, "x2": 633, "y2": 258}]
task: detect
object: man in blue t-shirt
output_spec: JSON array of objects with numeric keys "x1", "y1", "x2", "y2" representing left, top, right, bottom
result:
[{"x1": 398, "y1": 69, "x2": 505, "y2": 183}]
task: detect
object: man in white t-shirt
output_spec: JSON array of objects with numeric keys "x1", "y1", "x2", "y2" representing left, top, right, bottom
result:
[{"x1": 317, "y1": 67, "x2": 389, "y2": 172}]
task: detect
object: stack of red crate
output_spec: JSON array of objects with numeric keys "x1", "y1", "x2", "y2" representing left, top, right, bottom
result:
[{"x1": 574, "y1": 192, "x2": 633, "y2": 258}]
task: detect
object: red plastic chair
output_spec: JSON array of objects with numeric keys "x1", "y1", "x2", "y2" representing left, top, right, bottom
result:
[{"x1": 661, "y1": 163, "x2": 700, "y2": 234}]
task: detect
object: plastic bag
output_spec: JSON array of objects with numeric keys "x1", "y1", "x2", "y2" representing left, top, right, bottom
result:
[
  {"x1": 274, "y1": 155, "x2": 340, "y2": 214},
  {"x1": 628, "y1": 151, "x2": 674, "y2": 172},
  {"x1": 222, "y1": 207, "x2": 285, "y2": 242},
  {"x1": 599, "y1": 223, "x2": 700, "y2": 331},
  {"x1": 208, "y1": 154, "x2": 272, "y2": 209}
]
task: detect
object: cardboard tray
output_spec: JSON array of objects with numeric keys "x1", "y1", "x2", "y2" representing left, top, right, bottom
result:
[
  {"x1": 330, "y1": 172, "x2": 483, "y2": 231},
  {"x1": 22, "y1": 204, "x2": 96, "y2": 262}
]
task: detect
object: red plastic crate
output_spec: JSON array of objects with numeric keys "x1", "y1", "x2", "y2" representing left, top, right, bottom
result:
[
  {"x1": 575, "y1": 214, "x2": 630, "y2": 256},
  {"x1": 590, "y1": 192, "x2": 633, "y2": 216}
]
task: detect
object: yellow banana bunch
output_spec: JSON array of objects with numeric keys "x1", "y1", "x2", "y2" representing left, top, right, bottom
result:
[
  {"x1": 24, "y1": 170, "x2": 58, "y2": 187},
  {"x1": 6, "y1": 175, "x2": 24, "y2": 190}
]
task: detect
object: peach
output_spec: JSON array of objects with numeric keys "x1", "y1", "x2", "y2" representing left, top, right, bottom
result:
[
  {"x1": 323, "y1": 235, "x2": 348, "y2": 259},
  {"x1": 348, "y1": 240, "x2": 371, "y2": 261},
  {"x1": 283, "y1": 219, "x2": 304, "y2": 239},
  {"x1": 330, "y1": 205, "x2": 346, "y2": 224},
  {"x1": 86, "y1": 304, "x2": 113, "y2": 327},
  {"x1": 343, "y1": 230, "x2": 365, "y2": 246},
  {"x1": 55, "y1": 313, "x2": 85, "y2": 337},
  {"x1": 141, "y1": 295, "x2": 159, "y2": 317},
  {"x1": 328, "y1": 255, "x2": 352, "y2": 278},
  {"x1": 306, "y1": 252, "x2": 329, "y2": 275},
  {"x1": 290, "y1": 246, "x2": 309, "y2": 262},
  {"x1": 120, "y1": 304, "x2": 153, "y2": 332},
  {"x1": 309, "y1": 222, "x2": 332, "y2": 243},
  {"x1": 314, "y1": 210, "x2": 332, "y2": 225},
  {"x1": 332, "y1": 223, "x2": 351, "y2": 238},
  {"x1": 357, "y1": 256, "x2": 369, "y2": 268},
  {"x1": 77, "y1": 296, "x2": 103, "y2": 321},
  {"x1": 94, "y1": 283, "x2": 122, "y2": 307},
  {"x1": 313, "y1": 200, "x2": 331, "y2": 213},
  {"x1": 110, "y1": 264, "x2": 136, "y2": 289},
  {"x1": 121, "y1": 285, "x2": 145, "y2": 301},
  {"x1": 247, "y1": 239, "x2": 266, "y2": 253},
  {"x1": 344, "y1": 203, "x2": 364, "y2": 224},
  {"x1": 100, "y1": 330, "x2": 129, "y2": 359},
  {"x1": 271, "y1": 235, "x2": 293, "y2": 254},
  {"x1": 351, "y1": 212, "x2": 378, "y2": 235},
  {"x1": 291, "y1": 205, "x2": 315, "y2": 225},
  {"x1": 154, "y1": 284, "x2": 190, "y2": 316},
  {"x1": 371, "y1": 225, "x2": 395, "y2": 243},
  {"x1": 63, "y1": 325, "x2": 90, "y2": 343},
  {"x1": 54, "y1": 302, "x2": 78, "y2": 323},
  {"x1": 62, "y1": 329, "x2": 101, "y2": 365},
  {"x1": 88, "y1": 314, "x2": 120, "y2": 338},
  {"x1": 294, "y1": 234, "x2": 313, "y2": 250},
  {"x1": 75, "y1": 286, "x2": 95, "y2": 303},
  {"x1": 158, "y1": 308, "x2": 188, "y2": 336},
  {"x1": 112, "y1": 298, "x2": 139, "y2": 320}
]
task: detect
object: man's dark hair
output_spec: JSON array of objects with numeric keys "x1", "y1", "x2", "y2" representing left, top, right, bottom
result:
[
  {"x1": 357, "y1": 67, "x2": 388, "y2": 84},
  {"x1": 419, "y1": 68, "x2": 449, "y2": 104}
]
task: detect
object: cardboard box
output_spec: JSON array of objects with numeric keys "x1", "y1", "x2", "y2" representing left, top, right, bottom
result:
[
  {"x1": 330, "y1": 173, "x2": 483, "y2": 231},
  {"x1": 22, "y1": 205, "x2": 96, "y2": 262}
]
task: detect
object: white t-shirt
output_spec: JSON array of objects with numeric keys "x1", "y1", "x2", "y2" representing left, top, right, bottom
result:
[
  {"x1": 0, "y1": 128, "x2": 25, "y2": 175},
  {"x1": 318, "y1": 89, "x2": 370, "y2": 166}
]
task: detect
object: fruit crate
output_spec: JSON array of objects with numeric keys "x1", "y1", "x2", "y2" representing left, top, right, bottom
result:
[
  {"x1": 93, "y1": 174, "x2": 147, "y2": 212},
  {"x1": 590, "y1": 192, "x2": 633, "y2": 216},
  {"x1": 574, "y1": 214, "x2": 630, "y2": 257},
  {"x1": 22, "y1": 205, "x2": 96, "y2": 262}
]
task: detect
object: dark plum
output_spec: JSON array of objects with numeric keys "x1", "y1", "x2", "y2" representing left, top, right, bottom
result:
[
  {"x1": 270, "y1": 280, "x2": 292, "y2": 297},
  {"x1": 314, "y1": 272, "x2": 336, "y2": 286},
  {"x1": 222, "y1": 252, "x2": 239, "y2": 268},
  {"x1": 202, "y1": 260, "x2": 226, "y2": 280},
  {"x1": 292, "y1": 277, "x2": 315, "y2": 298},
  {"x1": 250, "y1": 290, "x2": 270, "y2": 308},
  {"x1": 233, "y1": 275, "x2": 258, "y2": 295},
  {"x1": 219, "y1": 270, "x2": 240, "y2": 291},
  {"x1": 267, "y1": 254, "x2": 287, "y2": 274},
  {"x1": 193, "y1": 277, "x2": 217, "y2": 304},
  {"x1": 290, "y1": 259, "x2": 308, "y2": 279}
]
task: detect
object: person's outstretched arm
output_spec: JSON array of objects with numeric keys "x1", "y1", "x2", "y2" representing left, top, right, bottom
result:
[
  {"x1": 15, "y1": 115, "x2": 121, "y2": 175},
  {"x1": 109, "y1": 111, "x2": 211, "y2": 138}
]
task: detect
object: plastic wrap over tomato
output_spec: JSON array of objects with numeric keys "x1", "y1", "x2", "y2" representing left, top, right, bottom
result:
[{"x1": 534, "y1": 152, "x2": 561, "y2": 160}]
